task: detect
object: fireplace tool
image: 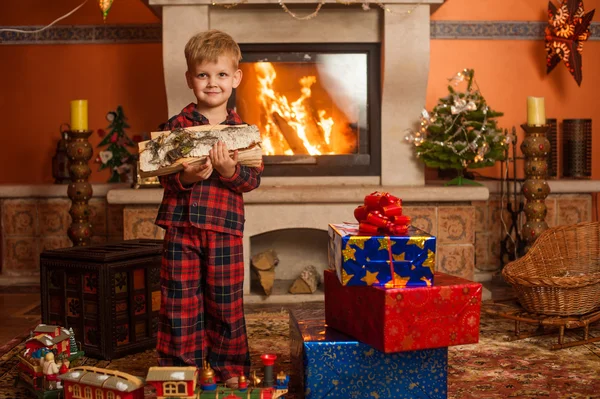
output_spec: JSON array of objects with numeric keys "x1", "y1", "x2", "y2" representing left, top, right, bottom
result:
[{"x1": 500, "y1": 127, "x2": 526, "y2": 267}]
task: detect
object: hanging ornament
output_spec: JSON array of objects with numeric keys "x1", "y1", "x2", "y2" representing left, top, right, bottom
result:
[
  {"x1": 99, "y1": 150, "x2": 113, "y2": 164},
  {"x1": 450, "y1": 98, "x2": 477, "y2": 115},
  {"x1": 99, "y1": 0, "x2": 115, "y2": 21},
  {"x1": 545, "y1": 0, "x2": 595, "y2": 86}
]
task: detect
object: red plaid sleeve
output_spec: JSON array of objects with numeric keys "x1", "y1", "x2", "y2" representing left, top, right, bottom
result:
[
  {"x1": 219, "y1": 163, "x2": 264, "y2": 193},
  {"x1": 155, "y1": 104, "x2": 263, "y2": 236}
]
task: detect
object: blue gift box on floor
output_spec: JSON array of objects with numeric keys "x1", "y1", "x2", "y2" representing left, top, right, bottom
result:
[{"x1": 290, "y1": 310, "x2": 448, "y2": 399}]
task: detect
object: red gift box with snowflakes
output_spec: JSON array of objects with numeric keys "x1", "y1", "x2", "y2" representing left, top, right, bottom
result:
[{"x1": 324, "y1": 269, "x2": 482, "y2": 353}]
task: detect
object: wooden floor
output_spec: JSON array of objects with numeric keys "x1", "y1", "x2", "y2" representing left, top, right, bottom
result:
[{"x1": 0, "y1": 289, "x2": 41, "y2": 344}]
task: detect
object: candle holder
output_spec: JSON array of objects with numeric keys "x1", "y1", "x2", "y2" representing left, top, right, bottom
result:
[
  {"x1": 51, "y1": 124, "x2": 72, "y2": 184},
  {"x1": 67, "y1": 129, "x2": 94, "y2": 246},
  {"x1": 562, "y1": 119, "x2": 592, "y2": 179},
  {"x1": 520, "y1": 124, "x2": 551, "y2": 252},
  {"x1": 546, "y1": 118, "x2": 558, "y2": 179}
]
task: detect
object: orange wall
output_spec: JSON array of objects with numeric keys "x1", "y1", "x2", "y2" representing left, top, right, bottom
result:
[
  {"x1": 429, "y1": 0, "x2": 600, "y2": 181},
  {"x1": 0, "y1": 0, "x2": 599, "y2": 184},
  {"x1": 0, "y1": 0, "x2": 165, "y2": 184}
]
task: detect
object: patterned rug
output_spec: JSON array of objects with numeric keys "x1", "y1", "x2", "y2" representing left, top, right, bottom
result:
[{"x1": 0, "y1": 305, "x2": 599, "y2": 399}]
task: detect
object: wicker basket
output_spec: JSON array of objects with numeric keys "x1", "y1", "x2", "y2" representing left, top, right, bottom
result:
[{"x1": 502, "y1": 221, "x2": 600, "y2": 316}]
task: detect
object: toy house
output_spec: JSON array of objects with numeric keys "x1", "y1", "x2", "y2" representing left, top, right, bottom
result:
[
  {"x1": 145, "y1": 366, "x2": 198, "y2": 399},
  {"x1": 59, "y1": 366, "x2": 144, "y2": 399}
]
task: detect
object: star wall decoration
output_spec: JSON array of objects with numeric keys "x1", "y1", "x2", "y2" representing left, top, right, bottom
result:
[
  {"x1": 99, "y1": 0, "x2": 115, "y2": 21},
  {"x1": 545, "y1": 0, "x2": 595, "y2": 86}
]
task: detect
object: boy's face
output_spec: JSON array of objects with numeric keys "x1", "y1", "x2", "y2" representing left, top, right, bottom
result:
[{"x1": 185, "y1": 55, "x2": 242, "y2": 112}]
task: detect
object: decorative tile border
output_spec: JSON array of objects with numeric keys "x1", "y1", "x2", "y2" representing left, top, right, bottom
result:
[
  {"x1": 0, "y1": 24, "x2": 162, "y2": 45},
  {"x1": 432, "y1": 21, "x2": 600, "y2": 40},
  {"x1": 1, "y1": 21, "x2": 598, "y2": 44}
]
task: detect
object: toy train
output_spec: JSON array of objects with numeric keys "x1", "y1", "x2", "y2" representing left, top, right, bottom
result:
[{"x1": 15, "y1": 325, "x2": 289, "y2": 399}]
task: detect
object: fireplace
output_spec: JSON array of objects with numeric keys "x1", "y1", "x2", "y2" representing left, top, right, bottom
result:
[
  {"x1": 145, "y1": 0, "x2": 448, "y2": 301},
  {"x1": 230, "y1": 43, "x2": 381, "y2": 176}
]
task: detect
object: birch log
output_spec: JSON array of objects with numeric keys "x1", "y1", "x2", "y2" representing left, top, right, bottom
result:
[
  {"x1": 289, "y1": 265, "x2": 320, "y2": 294},
  {"x1": 137, "y1": 124, "x2": 263, "y2": 178}
]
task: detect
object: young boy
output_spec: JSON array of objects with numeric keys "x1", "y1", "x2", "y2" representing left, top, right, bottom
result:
[{"x1": 155, "y1": 29, "x2": 262, "y2": 388}]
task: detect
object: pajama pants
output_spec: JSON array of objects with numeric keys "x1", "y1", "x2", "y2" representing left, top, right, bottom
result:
[{"x1": 156, "y1": 226, "x2": 250, "y2": 380}]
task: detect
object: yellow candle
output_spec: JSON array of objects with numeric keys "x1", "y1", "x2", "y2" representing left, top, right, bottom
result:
[
  {"x1": 70, "y1": 99, "x2": 88, "y2": 131},
  {"x1": 527, "y1": 96, "x2": 545, "y2": 126}
]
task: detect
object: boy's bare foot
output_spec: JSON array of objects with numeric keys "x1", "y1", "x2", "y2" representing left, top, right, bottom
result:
[{"x1": 225, "y1": 377, "x2": 239, "y2": 389}]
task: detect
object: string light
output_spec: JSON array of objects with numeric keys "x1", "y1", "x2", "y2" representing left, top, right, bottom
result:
[
  {"x1": 211, "y1": 0, "x2": 248, "y2": 8},
  {"x1": 278, "y1": 0, "x2": 326, "y2": 21},
  {"x1": 210, "y1": 0, "x2": 427, "y2": 21}
]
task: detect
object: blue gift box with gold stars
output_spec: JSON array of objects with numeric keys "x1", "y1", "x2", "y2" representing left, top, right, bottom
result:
[
  {"x1": 290, "y1": 310, "x2": 448, "y2": 399},
  {"x1": 328, "y1": 223, "x2": 436, "y2": 288}
]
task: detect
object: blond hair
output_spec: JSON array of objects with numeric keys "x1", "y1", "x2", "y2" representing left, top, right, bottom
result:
[{"x1": 184, "y1": 30, "x2": 242, "y2": 70}]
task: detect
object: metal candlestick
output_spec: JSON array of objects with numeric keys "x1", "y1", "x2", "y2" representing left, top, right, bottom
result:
[
  {"x1": 520, "y1": 124, "x2": 551, "y2": 252},
  {"x1": 67, "y1": 129, "x2": 94, "y2": 246}
]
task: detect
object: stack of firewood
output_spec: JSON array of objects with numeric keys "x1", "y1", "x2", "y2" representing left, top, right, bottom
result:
[
  {"x1": 251, "y1": 250, "x2": 321, "y2": 295},
  {"x1": 251, "y1": 250, "x2": 279, "y2": 296},
  {"x1": 288, "y1": 265, "x2": 320, "y2": 294}
]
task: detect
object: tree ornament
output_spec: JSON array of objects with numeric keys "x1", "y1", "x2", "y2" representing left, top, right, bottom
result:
[
  {"x1": 405, "y1": 69, "x2": 508, "y2": 186},
  {"x1": 99, "y1": 150, "x2": 113, "y2": 164},
  {"x1": 545, "y1": 0, "x2": 595, "y2": 86},
  {"x1": 99, "y1": 0, "x2": 115, "y2": 21},
  {"x1": 97, "y1": 106, "x2": 137, "y2": 182}
]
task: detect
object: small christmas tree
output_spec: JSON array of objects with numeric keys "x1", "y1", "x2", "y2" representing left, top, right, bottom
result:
[
  {"x1": 96, "y1": 106, "x2": 137, "y2": 183},
  {"x1": 69, "y1": 327, "x2": 78, "y2": 353},
  {"x1": 406, "y1": 69, "x2": 508, "y2": 185}
]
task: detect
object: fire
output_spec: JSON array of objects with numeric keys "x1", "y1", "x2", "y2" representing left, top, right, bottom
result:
[{"x1": 255, "y1": 62, "x2": 335, "y2": 156}]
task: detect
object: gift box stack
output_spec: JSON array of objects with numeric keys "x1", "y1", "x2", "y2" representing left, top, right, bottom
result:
[{"x1": 290, "y1": 192, "x2": 483, "y2": 399}]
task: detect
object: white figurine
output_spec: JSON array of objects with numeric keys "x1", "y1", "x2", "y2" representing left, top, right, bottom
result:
[{"x1": 42, "y1": 352, "x2": 61, "y2": 389}]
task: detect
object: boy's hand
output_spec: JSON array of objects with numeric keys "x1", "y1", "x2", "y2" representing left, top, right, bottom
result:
[
  {"x1": 179, "y1": 157, "x2": 213, "y2": 185},
  {"x1": 209, "y1": 141, "x2": 238, "y2": 178}
]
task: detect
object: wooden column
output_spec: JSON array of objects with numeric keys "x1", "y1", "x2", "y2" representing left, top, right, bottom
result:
[
  {"x1": 520, "y1": 124, "x2": 551, "y2": 252},
  {"x1": 67, "y1": 130, "x2": 94, "y2": 246}
]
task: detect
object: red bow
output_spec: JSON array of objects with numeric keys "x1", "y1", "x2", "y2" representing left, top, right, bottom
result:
[{"x1": 354, "y1": 192, "x2": 411, "y2": 235}]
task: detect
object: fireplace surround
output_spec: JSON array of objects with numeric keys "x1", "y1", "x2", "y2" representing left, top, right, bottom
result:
[
  {"x1": 108, "y1": 0, "x2": 491, "y2": 303},
  {"x1": 150, "y1": 0, "x2": 439, "y2": 186}
]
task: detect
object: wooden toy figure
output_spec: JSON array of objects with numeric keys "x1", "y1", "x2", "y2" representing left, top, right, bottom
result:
[
  {"x1": 200, "y1": 361, "x2": 217, "y2": 391},
  {"x1": 42, "y1": 352, "x2": 60, "y2": 390},
  {"x1": 238, "y1": 375, "x2": 248, "y2": 391}
]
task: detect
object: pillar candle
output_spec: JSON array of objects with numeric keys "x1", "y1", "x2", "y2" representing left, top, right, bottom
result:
[
  {"x1": 70, "y1": 99, "x2": 88, "y2": 131},
  {"x1": 527, "y1": 96, "x2": 545, "y2": 126}
]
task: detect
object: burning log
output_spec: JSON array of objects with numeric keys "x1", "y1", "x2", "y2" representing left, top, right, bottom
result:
[
  {"x1": 289, "y1": 265, "x2": 320, "y2": 294},
  {"x1": 271, "y1": 112, "x2": 310, "y2": 155},
  {"x1": 303, "y1": 97, "x2": 332, "y2": 154},
  {"x1": 137, "y1": 124, "x2": 263, "y2": 178}
]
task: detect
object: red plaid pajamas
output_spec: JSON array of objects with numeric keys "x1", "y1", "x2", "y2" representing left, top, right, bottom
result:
[
  {"x1": 155, "y1": 104, "x2": 262, "y2": 380},
  {"x1": 157, "y1": 226, "x2": 249, "y2": 380}
]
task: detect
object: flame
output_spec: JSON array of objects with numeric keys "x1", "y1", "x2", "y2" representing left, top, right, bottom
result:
[{"x1": 255, "y1": 62, "x2": 335, "y2": 156}]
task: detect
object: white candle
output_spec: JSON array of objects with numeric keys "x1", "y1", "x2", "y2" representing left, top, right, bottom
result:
[{"x1": 527, "y1": 97, "x2": 545, "y2": 126}]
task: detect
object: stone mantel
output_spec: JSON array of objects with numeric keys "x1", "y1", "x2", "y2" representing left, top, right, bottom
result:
[
  {"x1": 107, "y1": 184, "x2": 489, "y2": 205},
  {"x1": 0, "y1": 183, "x2": 130, "y2": 198},
  {"x1": 479, "y1": 179, "x2": 600, "y2": 194}
]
